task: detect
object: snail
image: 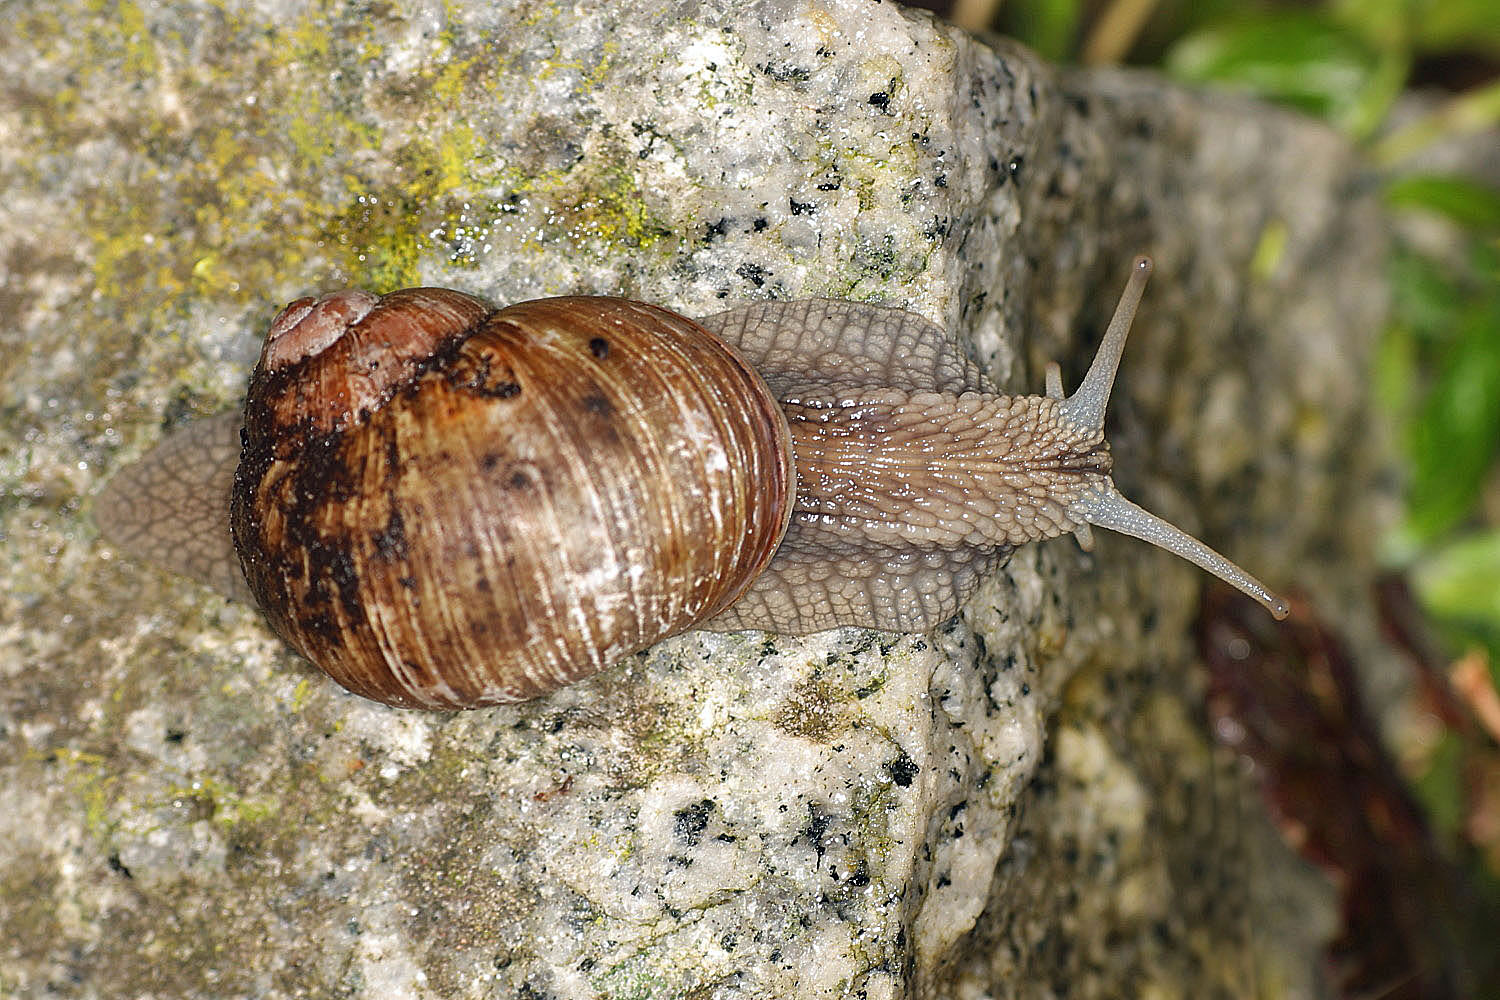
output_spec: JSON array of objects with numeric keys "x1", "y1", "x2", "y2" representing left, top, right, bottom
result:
[{"x1": 96, "y1": 256, "x2": 1288, "y2": 709}]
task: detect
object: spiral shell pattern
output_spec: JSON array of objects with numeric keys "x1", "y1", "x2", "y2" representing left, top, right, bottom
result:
[{"x1": 232, "y1": 291, "x2": 794, "y2": 708}]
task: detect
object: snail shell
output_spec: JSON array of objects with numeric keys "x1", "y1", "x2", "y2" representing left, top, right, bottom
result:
[
  {"x1": 96, "y1": 258, "x2": 1288, "y2": 709},
  {"x1": 234, "y1": 292, "x2": 793, "y2": 706}
]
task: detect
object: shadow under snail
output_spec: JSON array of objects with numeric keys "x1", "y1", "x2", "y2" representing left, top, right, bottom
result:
[{"x1": 95, "y1": 256, "x2": 1288, "y2": 709}]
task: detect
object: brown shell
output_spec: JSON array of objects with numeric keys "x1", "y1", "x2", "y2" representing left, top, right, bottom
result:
[{"x1": 230, "y1": 291, "x2": 795, "y2": 708}]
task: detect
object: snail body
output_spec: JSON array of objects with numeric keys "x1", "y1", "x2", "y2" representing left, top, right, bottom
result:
[{"x1": 97, "y1": 258, "x2": 1288, "y2": 709}]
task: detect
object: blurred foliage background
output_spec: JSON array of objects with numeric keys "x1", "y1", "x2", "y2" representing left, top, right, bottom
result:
[{"x1": 908, "y1": 0, "x2": 1500, "y2": 993}]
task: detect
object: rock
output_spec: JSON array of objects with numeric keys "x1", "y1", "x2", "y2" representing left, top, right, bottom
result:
[{"x1": 0, "y1": 1, "x2": 1384, "y2": 997}]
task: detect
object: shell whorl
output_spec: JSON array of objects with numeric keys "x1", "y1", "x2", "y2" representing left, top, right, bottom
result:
[{"x1": 230, "y1": 292, "x2": 795, "y2": 708}]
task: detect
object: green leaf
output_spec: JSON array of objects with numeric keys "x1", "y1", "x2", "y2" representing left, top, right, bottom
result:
[
  {"x1": 1414, "y1": 531, "x2": 1500, "y2": 627},
  {"x1": 1404, "y1": 297, "x2": 1500, "y2": 542},
  {"x1": 1335, "y1": 0, "x2": 1500, "y2": 55},
  {"x1": 1165, "y1": 12, "x2": 1384, "y2": 129},
  {"x1": 997, "y1": 0, "x2": 1083, "y2": 62},
  {"x1": 1389, "y1": 245, "x2": 1466, "y2": 345},
  {"x1": 1329, "y1": 0, "x2": 1412, "y2": 52},
  {"x1": 1345, "y1": 46, "x2": 1409, "y2": 138},
  {"x1": 1373, "y1": 321, "x2": 1417, "y2": 421},
  {"x1": 1404, "y1": 0, "x2": 1500, "y2": 55},
  {"x1": 1370, "y1": 79, "x2": 1500, "y2": 167},
  {"x1": 1387, "y1": 175, "x2": 1500, "y2": 231}
]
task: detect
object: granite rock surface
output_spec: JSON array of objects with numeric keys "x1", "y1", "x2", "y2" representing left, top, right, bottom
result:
[{"x1": 1, "y1": 1, "x2": 1386, "y2": 997}]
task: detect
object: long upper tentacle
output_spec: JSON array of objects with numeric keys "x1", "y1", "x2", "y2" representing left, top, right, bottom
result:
[{"x1": 1056, "y1": 255, "x2": 1289, "y2": 620}]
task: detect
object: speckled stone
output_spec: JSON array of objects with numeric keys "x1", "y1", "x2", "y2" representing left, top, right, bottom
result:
[{"x1": 2, "y1": 1, "x2": 1385, "y2": 998}]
